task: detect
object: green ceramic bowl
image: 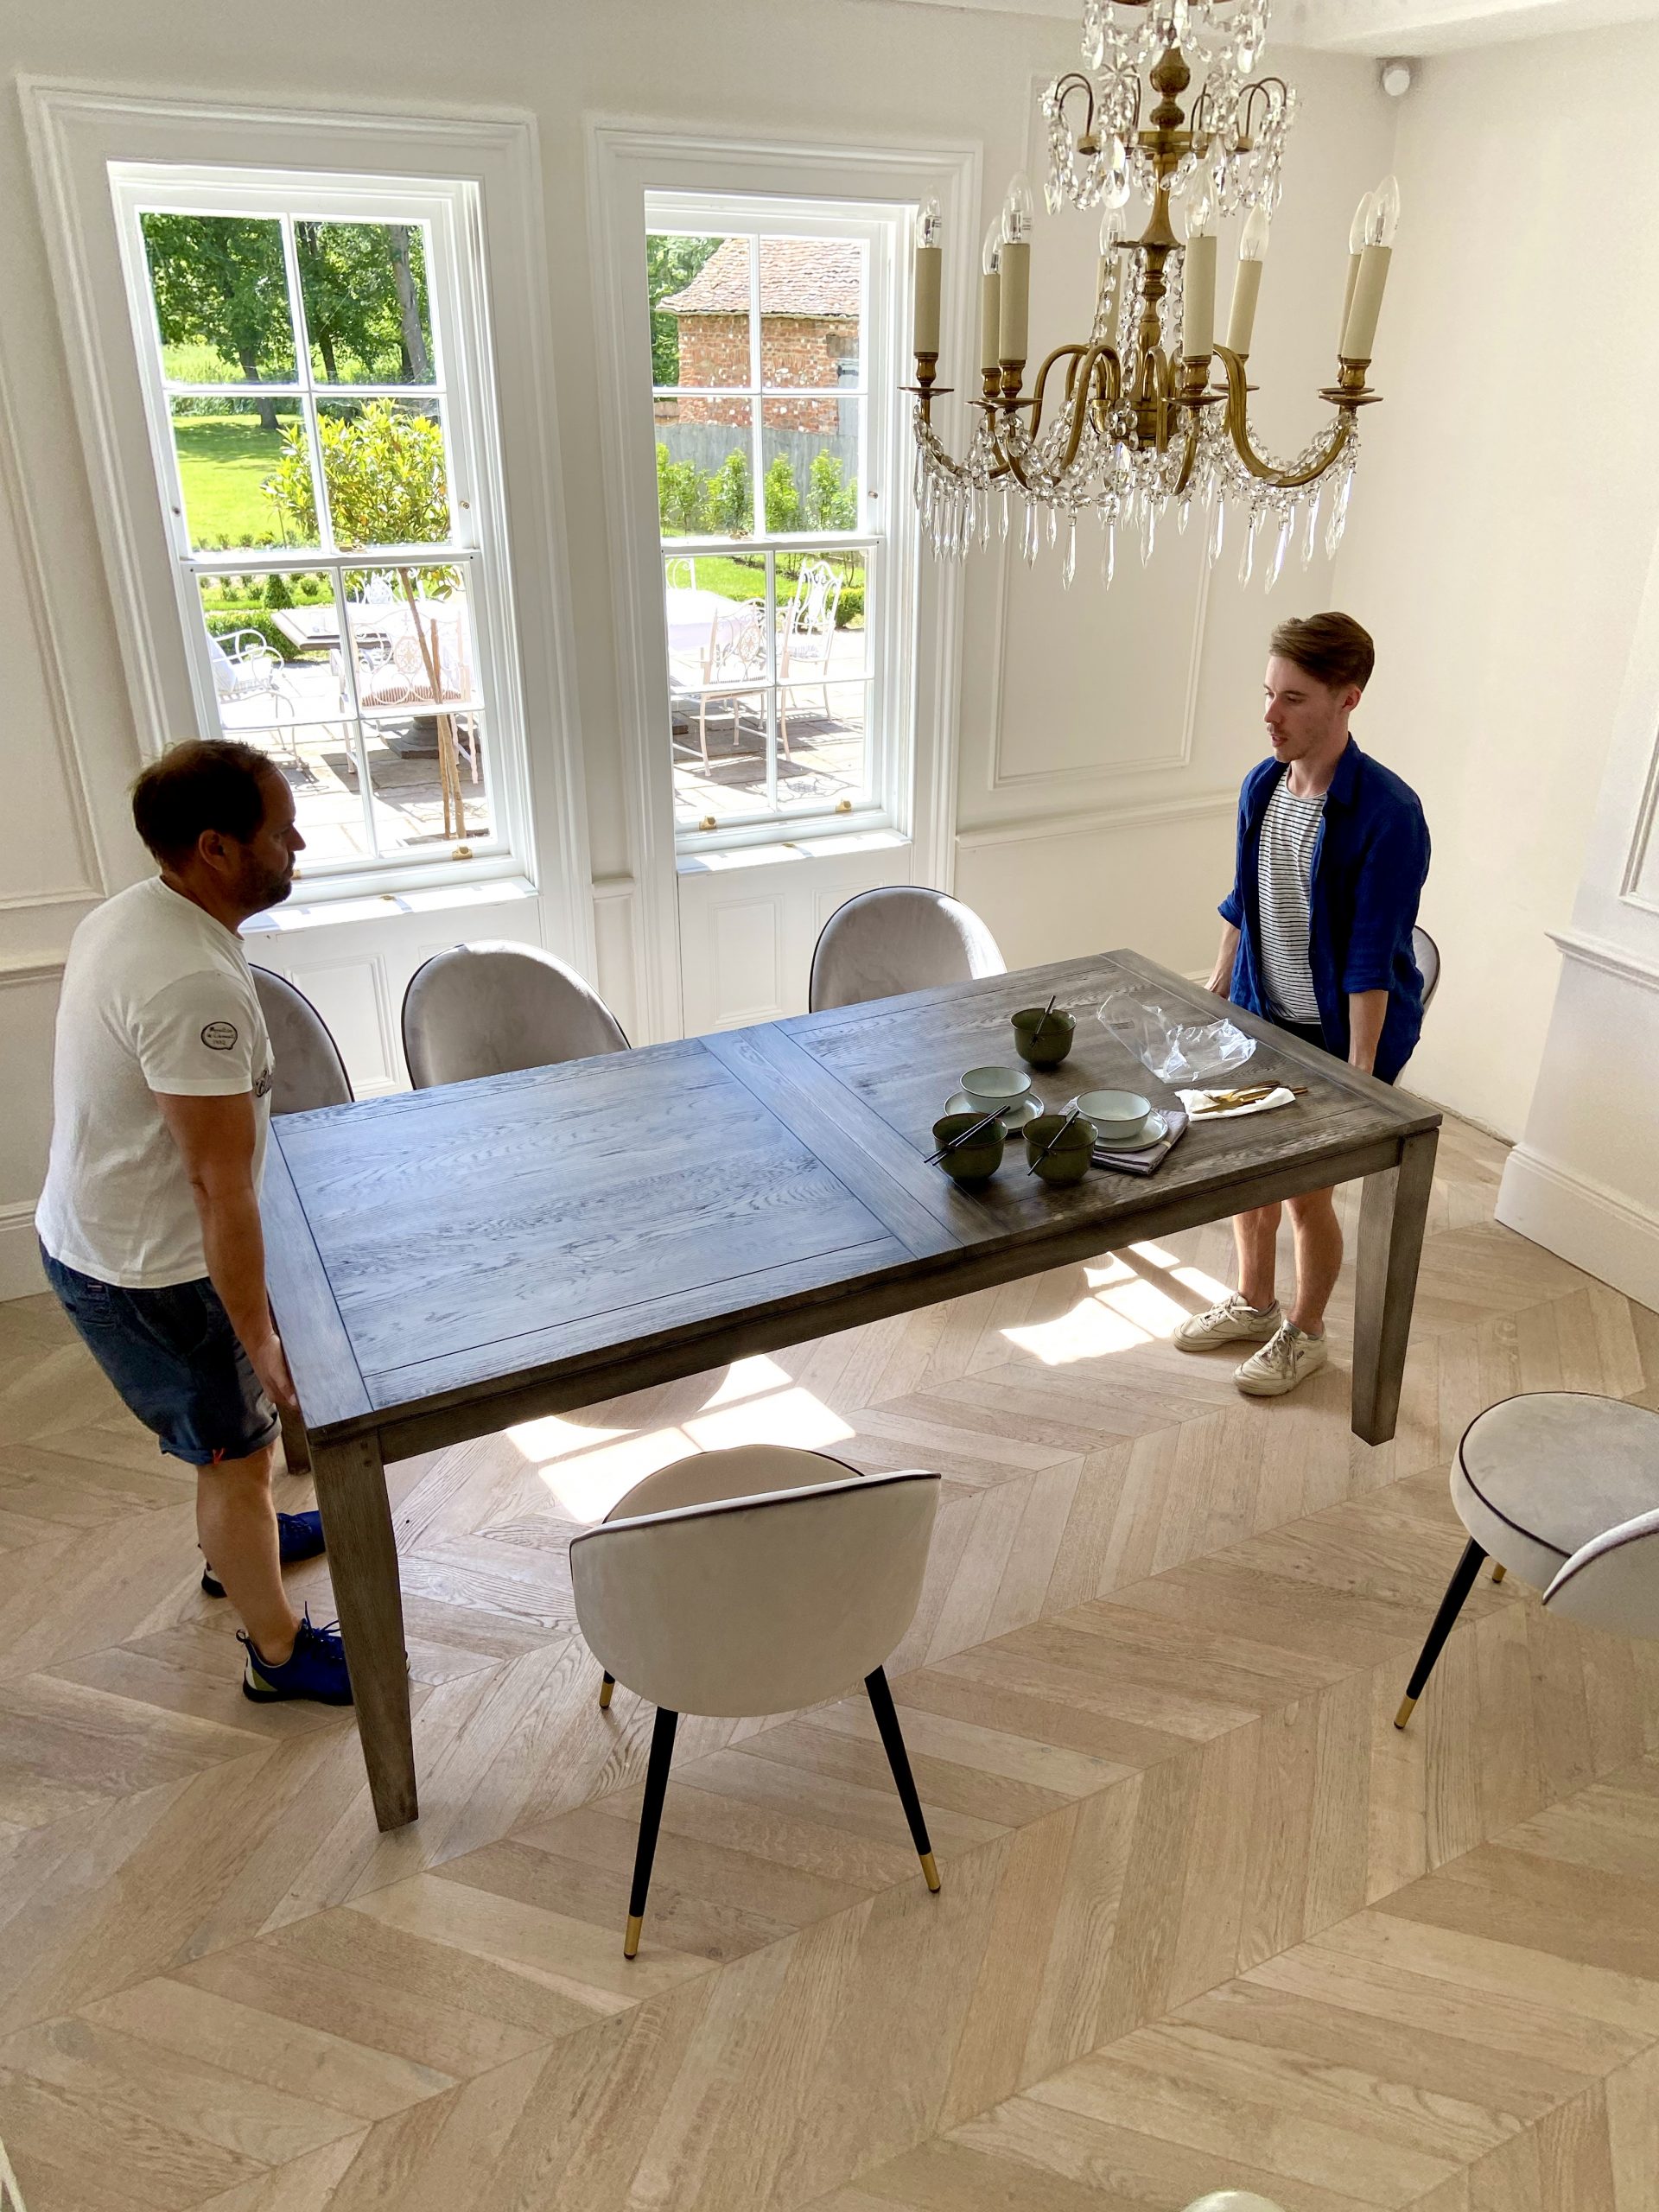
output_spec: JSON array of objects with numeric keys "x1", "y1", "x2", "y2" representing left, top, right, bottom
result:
[
  {"x1": 1023, "y1": 1111, "x2": 1094, "y2": 1186},
  {"x1": 931, "y1": 1112, "x2": 1006, "y2": 1186},
  {"x1": 1012, "y1": 1005, "x2": 1076, "y2": 1069}
]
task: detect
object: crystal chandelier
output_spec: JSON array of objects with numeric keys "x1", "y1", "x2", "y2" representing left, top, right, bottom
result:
[{"x1": 907, "y1": 0, "x2": 1400, "y2": 591}]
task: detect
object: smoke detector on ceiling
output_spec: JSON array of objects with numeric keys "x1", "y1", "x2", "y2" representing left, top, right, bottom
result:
[{"x1": 1380, "y1": 59, "x2": 1414, "y2": 98}]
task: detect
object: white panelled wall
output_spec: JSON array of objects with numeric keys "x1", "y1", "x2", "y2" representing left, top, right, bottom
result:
[{"x1": 3, "y1": 0, "x2": 1657, "y2": 1306}]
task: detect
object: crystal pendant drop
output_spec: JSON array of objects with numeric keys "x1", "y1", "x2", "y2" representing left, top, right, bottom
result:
[
  {"x1": 1208, "y1": 493, "x2": 1225, "y2": 568},
  {"x1": 1238, "y1": 512, "x2": 1257, "y2": 586},
  {"x1": 1063, "y1": 517, "x2": 1077, "y2": 588},
  {"x1": 1044, "y1": 174, "x2": 1064, "y2": 216},
  {"x1": 1301, "y1": 488, "x2": 1323, "y2": 569},
  {"x1": 1022, "y1": 500, "x2": 1039, "y2": 564},
  {"x1": 1140, "y1": 499, "x2": 1157, "y2": 566},
  {"x1": 1266, "y1": 512, "x2": 1293, "y2": 592},
  {"x1": 1103, "y1": 517, "x2": 1116, "y2": 587},
  {"x1": 1325, "y1": 466, "x2": 1354, "y2": 559},
  {"x1": 1000, "y1": 486, "x2": 1011, "y2": 541},
  {"x1": 1047, "y1": 505, "x2": 1058, "y2": 549},
  {"x1": 1177, "y1": 496, "x2": 1192, "y2": 536}
]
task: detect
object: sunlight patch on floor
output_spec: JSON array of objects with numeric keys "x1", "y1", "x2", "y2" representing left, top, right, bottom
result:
[
  {"x1": 685, "y1": 1386, "x2": 855, "y2": 1453},
  {"x1": 1003, "y1": 1300, "x2": 1150, "y2": 1367},
  {"x1": 533, "y1": 1427, "x2": 696, "y2": 1520}
]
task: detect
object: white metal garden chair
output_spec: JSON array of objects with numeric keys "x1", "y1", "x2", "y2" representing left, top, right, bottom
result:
[{"x1": 778, "y1": 558, "x2": 843, "y2": 755}]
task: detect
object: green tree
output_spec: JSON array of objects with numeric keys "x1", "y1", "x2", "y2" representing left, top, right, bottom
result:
[
  {"x1": 646, "y1": 234, "x2": 722, "y2": 386},
  {"x1": 141, "y1": 214, "x2": 290, "y2": 430},
  {"x1": 264, "y1": 399, "x2": 449, "y2": 555},
  {"x1": 805, "y1": 453, "x2": 858, "y2": 530},
  {"x1": 293, "y1": 221, "x2": 433, "y2": 384},
  {"x1": 764, "y1": 455, "x2": 801, "y2": 532},
  {"x1": 656, "y1": 444, "x2": 709, "y2": 535},
  {"x1": 706, "y1": 449, "x2": 752, "y2": 537}
]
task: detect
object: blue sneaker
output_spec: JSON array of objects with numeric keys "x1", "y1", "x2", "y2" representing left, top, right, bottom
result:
[
  {"x1": 238, "y1": 1609, "x2": 354, "y2": 1705},
  {"x1": 202, "y1": 1510, "x2": 325, "y2": 1598}
]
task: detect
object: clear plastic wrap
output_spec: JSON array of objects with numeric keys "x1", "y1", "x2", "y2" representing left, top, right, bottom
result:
[{"x1": 1097, "y1": 991, "x2": 1257, "y2": 1087}]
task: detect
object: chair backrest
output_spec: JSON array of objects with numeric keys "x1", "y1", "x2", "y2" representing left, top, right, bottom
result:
[
  {"x1": 785, "y1": 559, "x2": 842, "y2": 650},
  {"x1": 570, "y1": 1468, "x2": 940, "y2": 1716},
  {"x1": 664, "y1": 556, "x2": 696, "y2": 589},
  {"x1": 1413, "y1": 925, "x2": 1440, "y2": 1010},
  {"x1": 251, "y1": 968, "x2": 353, "y2": 1115},
  {"x1": 401, "y1": 940, "x2": 629, "y2": 1090},
  {"x1": 1545, "y1": 1505, "x2": 1659, "y2": 1640},
  {"x1": 809, "y1": 886, "x2": 1007, "y2": 1013}
]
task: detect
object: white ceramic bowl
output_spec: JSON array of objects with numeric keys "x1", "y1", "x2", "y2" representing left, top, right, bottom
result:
[
  {"x1": 1074, "y1": 1088, "x2": 1150, "y2": 1143},
  {"x1": 961, "y1": 1064, "x2": 1033, "y2": 1112}
]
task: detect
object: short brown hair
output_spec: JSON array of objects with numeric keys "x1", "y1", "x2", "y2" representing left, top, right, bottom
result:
[
  {"x1": 131, "y1": 739, "x2": 278, "y2": 865},
  {"x1": 1268, "y1": 611, "x2": 1374, "y2": 694}
]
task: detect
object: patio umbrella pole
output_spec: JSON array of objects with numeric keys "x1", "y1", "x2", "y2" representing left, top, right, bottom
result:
[{"x1": 397, "y1": 569, "x2": 465, "y2": 845}]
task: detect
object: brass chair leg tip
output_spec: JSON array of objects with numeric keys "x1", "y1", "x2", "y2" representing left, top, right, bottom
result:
[
  {"x1": 599, "y1": 1681, "x2": 613, "y2": 1709},
  {"x1": 1491, "y1": 1563, "x2": 1506, "y2": 1584},
  {"x1": 919, "y1": 1851, "x2": 941, "y2": 1893},
  {"x1": 623, "y1": 1914, "x2": 643, "y2": 1958},
  {"x1": 1394, "y1": 1695, "x2": 1417, "y2": 1730}
]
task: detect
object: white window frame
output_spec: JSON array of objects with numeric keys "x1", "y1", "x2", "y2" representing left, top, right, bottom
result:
[
  {"x1": 646, "y1": 190, "x2": 895, "y2": 849},
  {"x1": 589, "y1": 125, "x2": 977, "y2": 1044},
  {"x1": 23, "y1": 87, "x2": 592, "y2": 963},
  {"x1": 109, "y1": 164, "x2": 526, "y2": 893}
]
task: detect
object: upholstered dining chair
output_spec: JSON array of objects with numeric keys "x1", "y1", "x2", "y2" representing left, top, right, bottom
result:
[
  {"x1": 401, "y1": 942, "x2": 629, "y2": 1090},
  {"x1": 570, "y1": 1442, "x2": 942, "y2": 1956},
  {"x1": 1395, "y1": 1392, "x2": 1659, "y2": 1728},
  {"x1": 251, "y1": 968, "x2": 353, "y2": 1116},
  {"x1": 808, "y1": 886, "x2": 1007, "y2": 1013},
  {"x1": 1412, "y1": 924, "x2": 1440, "y2": 1010}
]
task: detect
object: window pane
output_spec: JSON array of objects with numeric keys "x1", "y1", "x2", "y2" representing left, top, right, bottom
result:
[
  {"x1": 319, "y1": 398, "x2": 450, "y2": 549},
  {"x1": 779, "y1": 682, "x2": 869, "y2": 812},
  {"x1": 296, "y1": 220, "x2": 436, "y2": 386},
  {"x1": 649, "y1": 233, "x2": 750, "y2": 390},
  {"x1": 345, "y1": 566, "x2": 480, "y2": 716},
  {"x1": 762, "y1": 399, "x2": 861, "y2": 532},
  {"x1": 198, "y1": 570, "x2": 353, "y2": 756},
  {"x1": 362, "y1": 711, "x2": 493, "y2": 856},
  {"x1": 759, "y1": 238, "x2": 864, "y2": 391},
  {"x1": 172, "y1": 397, "x2": 314, "y2": 553},
  {"x1": 256, "y1": 721, "x2": 379, "y2": 870},
  {"x1": 656, "y1": 417, "x2": 754, "y2": 542},
  {"x1": 142, "y1": 213, "x2": 297, "y2": 384}
]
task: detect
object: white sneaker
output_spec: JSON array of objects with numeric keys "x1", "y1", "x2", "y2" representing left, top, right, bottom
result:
[
  {"x1": 1173, "y1": 1291, "x2": 1283, "y2": 1352},
  {"x1": 1235, "y1": 1323, "x2": 1330, "y2": 1397}
]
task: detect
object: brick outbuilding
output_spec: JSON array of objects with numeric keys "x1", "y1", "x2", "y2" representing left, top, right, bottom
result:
[{"x1": 658, "y1": 238, "x2": 861, "y2": 429}]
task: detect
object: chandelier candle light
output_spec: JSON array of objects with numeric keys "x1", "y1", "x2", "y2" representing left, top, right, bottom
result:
[{"x1": 907, "y1": 0, "x2": 1400, "y2": 590}]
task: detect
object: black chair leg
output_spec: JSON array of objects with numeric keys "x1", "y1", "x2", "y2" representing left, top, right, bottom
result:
[
  {"x1": 625, "y1": 1707, "x2": 678, "y2": 1957},
  {"x1": 865, "y1": 1666, "x2": 941, "y2": 1892},
  {"x1": 599, "y1": 1670, "x2": 614, "y2": 1710},
  {"x1": 1395, "y1": 1536, "x2": 1487, "y2": 1729}
]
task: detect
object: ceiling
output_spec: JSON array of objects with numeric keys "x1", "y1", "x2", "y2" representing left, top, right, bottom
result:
[{"x1": 898, "y1": 0, "x2": 1659, "y2": 54}]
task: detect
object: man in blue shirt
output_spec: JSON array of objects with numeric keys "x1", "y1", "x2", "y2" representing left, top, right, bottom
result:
[{"x1": 1175, "y1": 612, "x2": 1431, "y2": 1398}]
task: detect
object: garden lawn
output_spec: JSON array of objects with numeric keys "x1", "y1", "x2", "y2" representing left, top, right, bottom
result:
[{"x1": 175, "y1": 411, "x2": 302, "y2": 544}]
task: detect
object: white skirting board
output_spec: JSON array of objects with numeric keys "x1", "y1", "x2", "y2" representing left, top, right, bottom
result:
[{"x1": 1497, "y1": 1144, "x2": 1659, "y2": 1316}]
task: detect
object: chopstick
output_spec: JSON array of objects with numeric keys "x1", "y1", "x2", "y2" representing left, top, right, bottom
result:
[
  {"x1": 1031, "y1": 993, "x2": 1057, "y2": 1047},
  {"x1": 1191, "y1": 1083, "x2": 1310, "y2": 1116},
  {"x1": 1027, "y1": 1105, "x2": 1081, "y2": 1175},
  {"x1": 925, "y1": 1106, "x2": 1007, "y2": 1165}
]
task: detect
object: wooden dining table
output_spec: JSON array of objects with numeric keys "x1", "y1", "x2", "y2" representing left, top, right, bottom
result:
[{"x1": 264, "y1": 948, "x2": 1440, "y2": 1830}]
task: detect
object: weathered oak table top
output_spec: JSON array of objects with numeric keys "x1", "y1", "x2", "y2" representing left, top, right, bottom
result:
[{"x1": 264, "y1": 947, "x2": 1440, "y2": 1830}]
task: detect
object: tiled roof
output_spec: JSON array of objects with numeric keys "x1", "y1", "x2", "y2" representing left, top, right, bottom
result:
[{"x1": 659, "y1": 237, "x2": 862, "y2": 320}]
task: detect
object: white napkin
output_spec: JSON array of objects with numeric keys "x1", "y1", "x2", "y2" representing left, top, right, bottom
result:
[{"x1": 1178, "y1": 1085, "x2": 1296, "y2": 1122}]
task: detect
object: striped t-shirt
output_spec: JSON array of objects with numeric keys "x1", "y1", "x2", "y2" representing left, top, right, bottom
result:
[{"x1": 1256, "y1": 775, "x2": 1326, "y2": 1023}]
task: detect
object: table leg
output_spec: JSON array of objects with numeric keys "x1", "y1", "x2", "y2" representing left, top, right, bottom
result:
[
  {"x1": 312, "y1": 1433, "x2": 416, "y2": 1830},
  {"x1": 278, "y1": 1405, "x2": 310, "y2": 1475},
  {"x1": 1351, "y1": 1127, "x2": 1438, "y2": 1446}
]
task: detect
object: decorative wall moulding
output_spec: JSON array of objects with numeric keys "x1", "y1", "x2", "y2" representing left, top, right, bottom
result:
[
  {"x1": 957, "y1": 782, "x2": 1234, "y2": 849},
  {"x1": 1548, "y1": 926, "x2": 1659, "y2": 996},
  {"x1": 0, "y1": 954, "x2": 68, "y2": 989}
]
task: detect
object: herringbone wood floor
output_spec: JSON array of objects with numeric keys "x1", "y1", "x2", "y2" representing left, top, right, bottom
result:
[{"x1": 3, "y1": 1114, "x2": 1659, "y2": 2211}]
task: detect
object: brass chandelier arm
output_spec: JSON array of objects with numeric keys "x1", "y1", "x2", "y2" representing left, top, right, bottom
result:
[{"x1": 1211, "y1": 345, "x2": 1359, "y2": 488}]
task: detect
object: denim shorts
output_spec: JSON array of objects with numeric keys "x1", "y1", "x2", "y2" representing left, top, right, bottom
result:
[{"x1": 40, "y1": 1243, "x2": 279, "y2": 1466}]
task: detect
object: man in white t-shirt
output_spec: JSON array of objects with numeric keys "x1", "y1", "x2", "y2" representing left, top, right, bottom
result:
[{"x1": 37, "y1": 739, "x2": 351, "y2": 1706}]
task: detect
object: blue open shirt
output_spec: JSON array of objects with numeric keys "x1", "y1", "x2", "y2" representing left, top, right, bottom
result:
[{"x1": 1219, "y1": 737, "x2": 1431, "y2": 1084}]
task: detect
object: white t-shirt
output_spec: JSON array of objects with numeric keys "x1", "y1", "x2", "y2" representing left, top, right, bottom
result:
[
  {"x1": 1256, "y1": 774, "x2": 1327, "y2": 1024},
  {"x1": 36, "y1": 878, "x2": 273, "y2": 1288}
]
